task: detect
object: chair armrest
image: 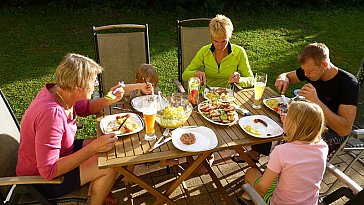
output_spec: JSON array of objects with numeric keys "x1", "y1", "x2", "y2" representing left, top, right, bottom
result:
[
  {"x1": 241, "y1": 184, "x2": 266, "y2": 205},
  {"x1": 326, "y1": 162, "x2": 363, "y2": 195},
  {"x1": 351, "y1": 129, "x2": 364, "y2": 139},
  {"x1": 0, "y1": 176, "x2": 63, "y2": 186},
  {"x1": 174, "y1": 80, "x2": 186, "y2": 93}
]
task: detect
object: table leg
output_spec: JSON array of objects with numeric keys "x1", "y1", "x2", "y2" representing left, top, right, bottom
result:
[
  {"x1": 114, "y1": 167, "x2": 177, "y2": 205},
  {"x1": 234, "y1": 146, "x2": 259, "y2": 169},
  {"x1": 153, "y1": 152, "x2": 212, "y2": 205},
  {"x1": 203, "y1": 159, "x2": 234, "y2": 204}
]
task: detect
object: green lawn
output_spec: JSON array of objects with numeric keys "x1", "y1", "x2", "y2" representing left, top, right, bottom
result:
[{"x1": 1, "y1": 5, "x2": 363, "y2": 138}]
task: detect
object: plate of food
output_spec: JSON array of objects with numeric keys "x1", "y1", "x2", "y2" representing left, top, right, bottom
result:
[
  {"x1": 171, "y1": 126, "x2": 218, "y2": 152},
  {"x1": 203, "y1": 87, "x2": 235, "y2": 102},
  {"x1": 238, "y1": 115, "x2": 283, "y2": 138},
  {"x1": 131, "y1": 95, "x2": 169, "y2": 113},
  {"x1": 263, "y1": 97, "x2": 290, "y2": 113},
  {"x1": 198, "y1": 100, "x2": 239, "y2": 126},
  {"x1": 100, "y1": 113, "x2": 144, "y2": 136}
]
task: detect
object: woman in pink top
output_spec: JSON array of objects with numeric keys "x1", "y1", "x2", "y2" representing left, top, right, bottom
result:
[
  {"x1": 243, "y1": 101, "x2": 329, "y2": 204},
  {"x1": 16, "y1": 53, "x2": 153, "y2": 205}
]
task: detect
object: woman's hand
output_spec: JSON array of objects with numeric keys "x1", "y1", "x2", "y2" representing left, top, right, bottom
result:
[
  {"x1": 195, "y1": 71, "x2": 206, "y2": 85},
  {"x1": 140, "y1": 83, "x2": 154, "y2": 95},
  {"x1": 108, "y1": 82, "x2": 125, "y2": 103},
  {"x1": 89, "y1": 134, "x2": 118, "y2": 153},
  {"x1": 228, "y1": 72, "x2": 240, "y2": 84}
]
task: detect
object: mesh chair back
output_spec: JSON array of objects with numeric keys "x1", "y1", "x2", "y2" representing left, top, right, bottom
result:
[
  {"x1": 0, "y1": 88, "x2": 20, "y2": 141},
  {"x1": 177, "y1": 18, "x2": 211, "y2": 87},
  {"x1": 93, "y1": 24, "x2": 150, "y2": 96},
  {"x1": 0, "y1": 88, "x2": 20, "y2": 198},
  {"x1": 354, "y1": 58, "x2": 364, "y2": 128}
]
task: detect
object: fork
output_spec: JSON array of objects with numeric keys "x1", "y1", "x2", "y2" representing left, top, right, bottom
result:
[{"x1": 147, "y1": 128, "x2": 170, "y2": 152}]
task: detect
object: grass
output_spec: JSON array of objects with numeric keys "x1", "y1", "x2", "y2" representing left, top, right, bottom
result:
[{"x1": 1, "y1": 5, "x2": 363, "y2": 138}]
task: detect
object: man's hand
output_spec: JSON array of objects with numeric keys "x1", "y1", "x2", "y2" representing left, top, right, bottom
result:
[
  {"x1": 195, "y1": 71, "x2": 206, "y2": 85},
  {"x1": 300, "y1": 83, "x2": 319, "y2": 103},
  {"x1": 275, "y1": 74, "x2": 290, "y2": 94}
]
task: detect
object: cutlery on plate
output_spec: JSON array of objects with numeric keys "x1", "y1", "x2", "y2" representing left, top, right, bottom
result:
[
  {"x1": 117, "y1": 117, "x2": 128, "y2": 130},
  {"x1": 147, "y1": 128, "x2": 170, "y2": 152},
  {"x1": 281, "y1": 94, "x2": 289, "y2": 105}
]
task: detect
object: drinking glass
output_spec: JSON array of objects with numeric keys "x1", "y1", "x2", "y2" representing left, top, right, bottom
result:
[
  {"x1": 252, "y1": 72, "x2": 267, "y2": 109},
  {"x1": 143, "y1": 96, "x2": 157, "y2": 141},
  {"x1": 188, "y1": 77, "x2": 200, "y2": 106}
]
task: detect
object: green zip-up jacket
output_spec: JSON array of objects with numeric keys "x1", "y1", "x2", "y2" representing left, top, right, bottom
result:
[{"x1": 182, "y1": 43, "x2": 254, "y2": 88}]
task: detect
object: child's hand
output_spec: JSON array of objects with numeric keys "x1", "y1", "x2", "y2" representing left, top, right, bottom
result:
[{"x1": 141, "y1": 82, "x2": 153, "y2": 95}]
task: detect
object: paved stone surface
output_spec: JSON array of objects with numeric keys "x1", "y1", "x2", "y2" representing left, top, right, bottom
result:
[{"x1": 103, "y1": 148, "x2": 363, "y2": 205}]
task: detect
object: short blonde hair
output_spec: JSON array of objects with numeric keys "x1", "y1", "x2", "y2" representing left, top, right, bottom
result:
[
  {"x1": 135, "y1": 64, "x2": 159, "y2": 87},
  {"x1": 284, "y1": 101, "x2": 325, "y2": 143},
  {"x1": 299, "y1": 43, "x2": 330, "y2": 66},
  {"x1": 55, "y1": 53, "x2": 103, "y2": 91},
  {"x1": 209, "y1": 14, "x2": 234, "y2": 40}
]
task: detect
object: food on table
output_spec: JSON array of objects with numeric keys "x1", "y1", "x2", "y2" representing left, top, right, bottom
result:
[
  {"x1": 265, "y1": 98, "x2": 290, "y2": 114},
  {"x1": 156, "y1": 104, "x2": 192, "y2": 128},
  {"x1": 180, "y1": 132, "x2": 196, "y2": 145},
  {"x1": 199, "y1": 101, "x2": 237, "y2": 124},
  {"x1": 205, "y1": 87, "x2": 234, "y2": 101},
  {"x1": 105, "y1": 114, "x2": 138, "y2": 134},
  {"x1": 244, "y1": 125, "x2": 261, "y2": 136},
  {"x1": 254, "y1": 118, "x2": 268, "y2": 127}
]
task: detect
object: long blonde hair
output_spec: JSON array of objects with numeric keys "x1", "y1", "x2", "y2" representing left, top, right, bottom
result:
[
  {"x1": 283, "y1": 101, "x2": 325, "y2": 143},
  {"x1": 209, "y1": 14, "x2": 234, "y2": 40},
  {"x1": 55, "y1": 53, "x2": 103, "y2": 91}
]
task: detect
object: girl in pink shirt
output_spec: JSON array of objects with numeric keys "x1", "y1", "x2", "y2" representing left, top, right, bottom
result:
[{"x1": 243, "y1": 101, "x2": 329, "y2": 205}]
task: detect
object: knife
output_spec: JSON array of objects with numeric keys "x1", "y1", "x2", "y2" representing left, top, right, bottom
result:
[
  {"x1": 147, "y1": 128, "x2": 170, "y2": 152},
  {"x1": 148, "y1": 137, "x2": 172, "y2": 152}
]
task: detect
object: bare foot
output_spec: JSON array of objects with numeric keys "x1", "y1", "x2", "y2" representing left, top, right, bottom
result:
[{"x1": 104, "y1": 192, "x2": 117, "y2": 205}]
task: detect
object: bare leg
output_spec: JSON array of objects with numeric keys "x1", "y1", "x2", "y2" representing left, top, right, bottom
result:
[
  {"x1": 242, "y1": 168, "x2": 262, "y2": 200},
  {"x1": 80, "y1": 154, "x2": 118, "y2": 205}
]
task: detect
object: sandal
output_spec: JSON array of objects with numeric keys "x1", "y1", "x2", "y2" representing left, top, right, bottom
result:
[{"x1": 231, "y1": 153, "x2": 259, "y2": 164}]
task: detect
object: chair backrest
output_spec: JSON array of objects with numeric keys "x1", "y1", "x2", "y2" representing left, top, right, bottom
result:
[
  {"x1": 354, "y1": 57, "x2": 364, "y2": 128},
  {"x1": 177, "y1": 18, "x2": 211, "y2": 87},
  {"x1": 93, "y1": 24, "x2": 150, "y2": 96},
  {"x1": 0, "y1": 88, "x2": 20, "y2": 198}
]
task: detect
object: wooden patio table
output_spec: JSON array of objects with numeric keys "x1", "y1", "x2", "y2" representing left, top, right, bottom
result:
[{"x1": 97, "y1": 87, "x2": 283, "y2": 205}]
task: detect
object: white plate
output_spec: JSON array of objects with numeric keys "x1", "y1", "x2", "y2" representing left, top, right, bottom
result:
[
  {"x1": 263, "y1": 97, "x2": 286, "y2": 113},
  {"x1": 203, "y1": 87, "x2": 235, "y2": 102},
  {"x1": 100, "y1": 113, "x2": 144, "y2": 136},
  {"x1": 198, "y1": 100, "x2": 239, "y2": 126},
  {"x1": 131, "y1": 95, "x2": 169, "y2": 113},
  {"x1": 238, "y1": 115, "x2": 283, "y2": 138},
  {"x1": 171, "y1": 126, "x2": 218, "y2": 152}
]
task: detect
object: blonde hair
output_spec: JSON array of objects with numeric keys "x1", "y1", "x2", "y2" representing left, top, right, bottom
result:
[
  {"x1": 209, "y1": 14, "x2": 234, "y2": 40},
  {"x1": 135, "y1": 64, "x2": 159, "y2": 87},
  {"x1": 299, "y1": 43, "x2": 330, "y2": 66},
  {"x1": 55, "y1": 53, "x2": 103, "y2": 91},
  {"x1": 284, "y1": 101, "x2": 325, "y2": 143}
]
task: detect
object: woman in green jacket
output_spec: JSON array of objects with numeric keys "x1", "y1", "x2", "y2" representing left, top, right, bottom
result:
[{"x1": 182, "y1": 14, "x2": 254, "y2": 88}]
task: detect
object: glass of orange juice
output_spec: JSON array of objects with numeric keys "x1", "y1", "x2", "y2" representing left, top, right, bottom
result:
[
  {"x1": 252, "y1": 72, "x2": 267, "y2": 109},
  {"x1": 143, "y1": 96, "x2": 157, "y2": 141}
]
